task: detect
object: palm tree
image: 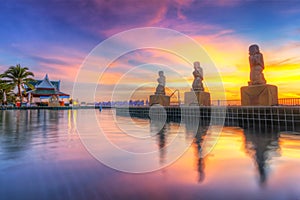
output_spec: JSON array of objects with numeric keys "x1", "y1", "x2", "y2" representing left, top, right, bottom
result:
[
  {"x1": 0, "y1": 74, "x2": 14, "y2": 104},
  {"x1": 3, "y1": 64, "x2": 35, "y2": 101},
  {"x1": 0, "y1": 83, "x2": 15, "y2": 105}
]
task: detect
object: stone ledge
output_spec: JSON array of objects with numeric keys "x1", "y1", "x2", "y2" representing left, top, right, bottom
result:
[
  {"x1": 149, "y1": 95, "x2": 170, "y2": 106},
  {"x1": 184, "y1": 91, "x2": 211, "y2": 106},
  {"x1": 241, "y1": 84, "x2": 278, "y2": 106}
]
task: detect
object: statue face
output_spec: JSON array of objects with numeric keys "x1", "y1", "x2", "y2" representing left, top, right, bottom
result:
[
  {"x1": 249, "y1": 44, "x2": 259, "y2": 55},
  {"x1": 194, "y1": 61, "x2": 200, "y2": 69},
  {"x1": 158, "y1": 71, "x2": 164, "y2": 76}
]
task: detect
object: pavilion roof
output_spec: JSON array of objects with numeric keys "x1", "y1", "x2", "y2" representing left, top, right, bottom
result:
[
  {"x1": 25, "y1": 74, "x2": 69, "y2": 98},
  {"x1": 27, "y1": 89, "x2": 69, "y2": 97},
  {"x1": 28, "y1": 80, "x2": 60, "y2": 91},
  {"x1": 36, "y1": 74, "x2": 56, "y2": 89}
]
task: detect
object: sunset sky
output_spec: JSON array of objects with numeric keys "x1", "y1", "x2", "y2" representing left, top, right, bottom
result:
[{"x1": 1, "y1": 0, "x2": 300, "y2": 102}]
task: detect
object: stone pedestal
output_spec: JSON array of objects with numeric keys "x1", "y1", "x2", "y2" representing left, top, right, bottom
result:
[
  {"x1": 184, "y1": 91, "x2": 211, "y2": 106},
  {"x1": 241, "y1": 84, "x2": 278, "y2": 106},
  {"x1": 149, "y1": 95, "x2": 170, "y2": 106},
  {"x1": 49, "y1": 102, "x2": 60, "y2": 107}
]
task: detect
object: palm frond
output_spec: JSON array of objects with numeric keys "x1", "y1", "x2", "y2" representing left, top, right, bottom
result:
[{"x1": 2, "y1": 64, "x2": 35, "y2": 98}]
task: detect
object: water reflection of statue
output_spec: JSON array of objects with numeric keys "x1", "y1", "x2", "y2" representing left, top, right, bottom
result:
[
  {"x1": 192, "y1": 61, "x2": 204, "y2": 92},
  {"x1": 155, "y1": 71, "x2": 166, "y2": 95},
  {"x1": 243, "y1": 128, "x2": 280, "y2": 185},
  {"x1": 184, "y1": 119, "x2": 208, "y2": 183},
  {"x1": 248, "y1": 44, "x2": 266, "y2": 85},
  {"x1": 150, "y1": 120, "x2": 167, "y2": 165},
  {"x1": 194, "y1": 125, "x2": 208, "y2": 183}
]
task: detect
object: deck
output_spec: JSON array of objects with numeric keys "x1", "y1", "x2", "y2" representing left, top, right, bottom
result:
[{"x1": 115, "y1": 106, "x2": 300, "y2": 132}]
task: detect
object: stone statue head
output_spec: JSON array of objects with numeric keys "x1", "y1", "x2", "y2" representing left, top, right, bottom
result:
[
  {"x1": 249, "y1": 44, "x2": 260, "y2": 55},
  {"x1": 194, "y1": 61, "x2": 201, "y2": 70},
  {"x1": 158, "y1": 71, "x2": 164, "y2": 76}
]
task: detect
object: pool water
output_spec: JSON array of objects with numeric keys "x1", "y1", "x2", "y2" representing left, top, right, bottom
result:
[{"x1": 0, "y1": 109, "x2": 299, "y2": 199}]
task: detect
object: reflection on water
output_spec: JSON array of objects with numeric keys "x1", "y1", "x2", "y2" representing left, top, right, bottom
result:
[
  {"x1": 150, "y1": 120, "x2": 167, "y2": 165},
  {"x1": 0, "y1": 110, "x2": 62, "y2": 160},
  {"x1": 0, "y1": 109, "x2": 300, "y2": 199},
  {"x1": 193, "y1": 125, "x2": 208, "y2": 183},
  {"x1": 243, "y1": 128, "x2": 280, "y2": 185},
  {"x1": 195, "y1": 126, "x2": 208, "y2": 183}
]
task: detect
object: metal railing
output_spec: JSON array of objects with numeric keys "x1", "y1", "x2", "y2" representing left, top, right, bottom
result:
[
  {"x1": 211, "y1": 98, "x2": 300, "y2": 106},
  {"x1": 278, "y1": 98, "x2": 300, "y2": 106},
  {"x1": 169, "y1": 89, "x2": 181, "y2": 106},
  {"x1": 211, "y1": 100, "x2": 241, "y2": 106},
  {"x1": 99, "y1": 98, "x2": 300, "y2": 107}
]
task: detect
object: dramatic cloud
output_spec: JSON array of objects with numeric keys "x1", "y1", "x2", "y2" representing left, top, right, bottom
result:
[{"x1": 1, "y1": 0, "x2": 300, "y2": 101}]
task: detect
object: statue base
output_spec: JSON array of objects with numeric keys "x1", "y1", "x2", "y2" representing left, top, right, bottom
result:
[
  {"x1": 184, "y1": 91, "x2": 211, "y2": 106},
  {"x1": 241, "y1": 84, "x2": 278, "y2": 106},
  {"x1": 49, "y1": 102, "x2": 60, "y2": 107},
  {"x1": 149, "y1": 95, "x2": 170, "y2": 106}
]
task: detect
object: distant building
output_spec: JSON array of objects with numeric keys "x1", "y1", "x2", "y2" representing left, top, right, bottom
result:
[{"x1": 26, "y1": 74, "x2": 70, "y2": 106}]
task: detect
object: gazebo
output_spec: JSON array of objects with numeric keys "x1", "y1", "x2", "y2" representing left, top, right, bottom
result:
[{"x1": 26, "y1": 74, "x2": 70, "y2": 106}]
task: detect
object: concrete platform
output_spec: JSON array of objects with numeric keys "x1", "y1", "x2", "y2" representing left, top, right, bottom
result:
[
  {"x1": 149, "y1": 95, "x2": 170, "y2": 106},
  {"x1": 184, "y1": 91, "x2": 211, "y2": 106},
  {"x1": 241, "y1": 84, "x2": 278, "y2": 106}
]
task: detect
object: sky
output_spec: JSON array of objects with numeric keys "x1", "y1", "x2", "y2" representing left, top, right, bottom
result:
[{"x1": 1, "y1": 0, "x2": 300, "y2": 102}]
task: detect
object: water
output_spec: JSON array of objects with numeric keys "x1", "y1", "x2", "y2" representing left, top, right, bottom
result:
[{"x1": 0, "y1": 109, "x2": 300, "y2": 199}]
